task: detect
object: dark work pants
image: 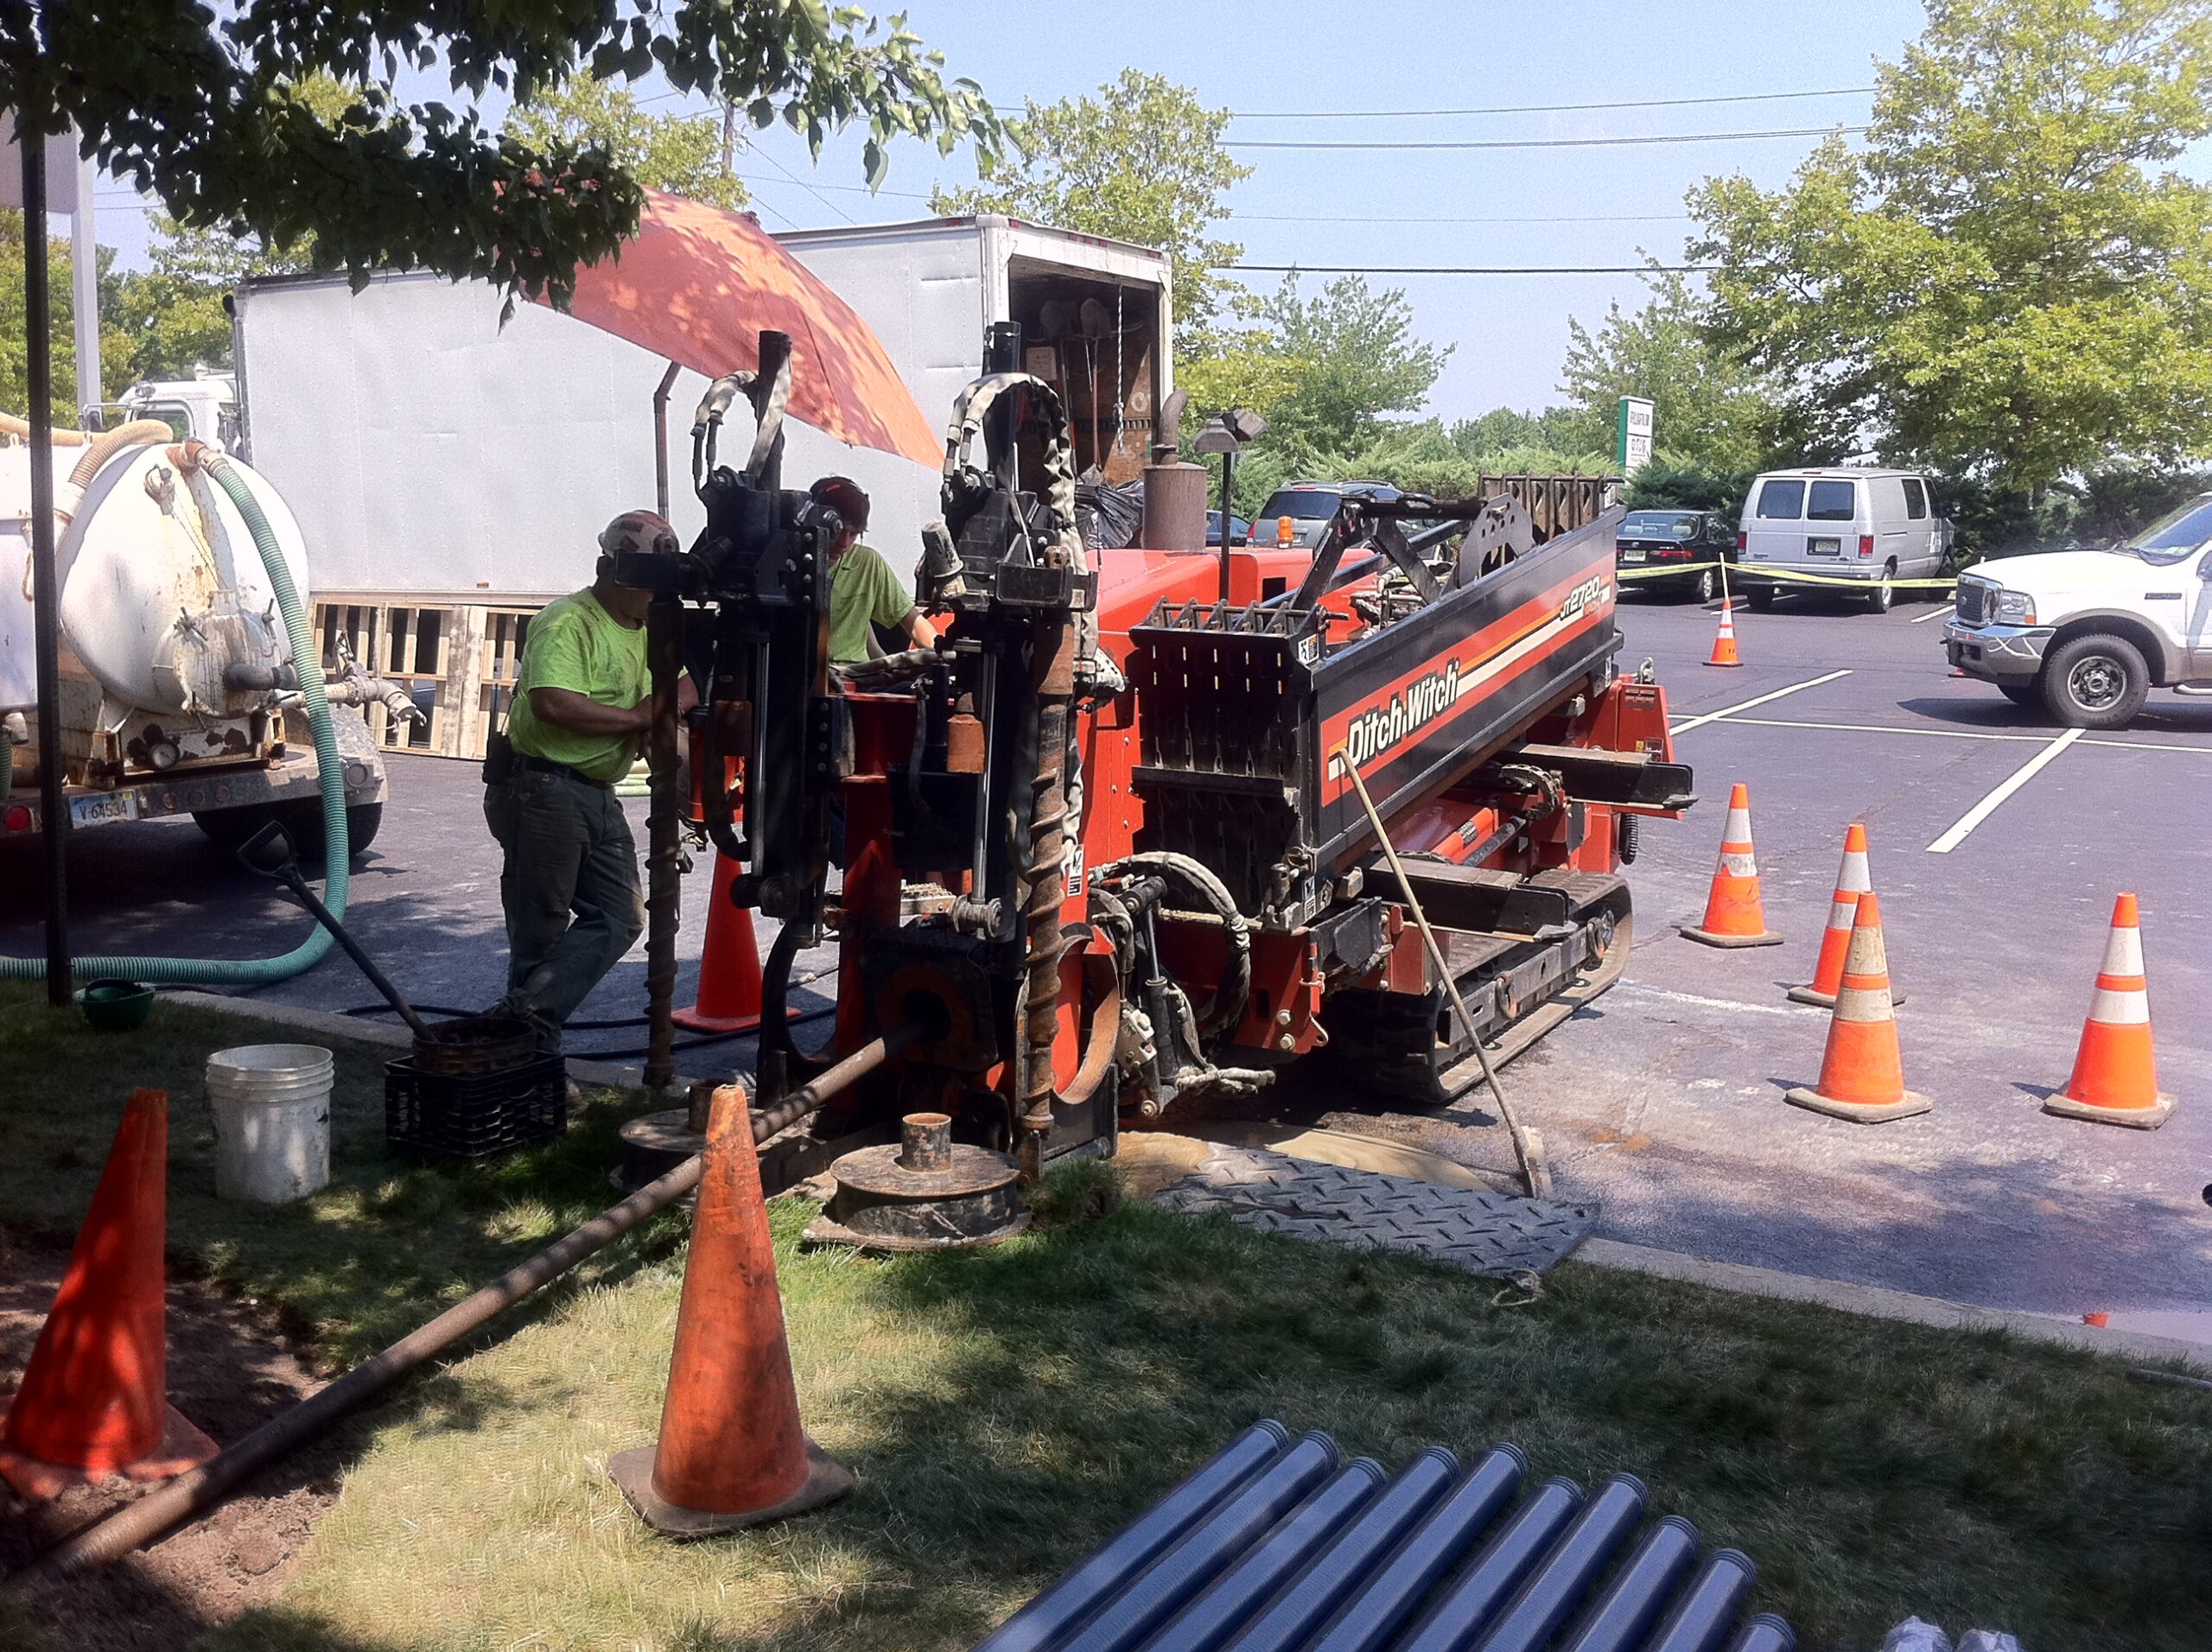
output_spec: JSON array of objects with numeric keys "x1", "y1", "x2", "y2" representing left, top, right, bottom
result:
[{"x1": 482, "y1": 768, "x2": 645, "y2": 1036}]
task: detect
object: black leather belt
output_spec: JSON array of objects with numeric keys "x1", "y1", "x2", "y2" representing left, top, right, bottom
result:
[{"x1": 515, "y1": 752, "x2": 612, "y2": 788}]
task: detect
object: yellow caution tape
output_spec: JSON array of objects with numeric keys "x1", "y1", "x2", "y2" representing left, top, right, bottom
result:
[{"x1": 1612, "y1": 558, "x2": 1958, "y2": 591}]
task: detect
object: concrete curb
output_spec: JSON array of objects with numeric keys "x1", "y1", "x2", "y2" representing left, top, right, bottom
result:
[
  {"x1": 163, "y1": 992, "x2": 647, "y2": 1090},
  {"x1": 1573, "y1": 1237, "x2": 2212, "y2": 1374}
]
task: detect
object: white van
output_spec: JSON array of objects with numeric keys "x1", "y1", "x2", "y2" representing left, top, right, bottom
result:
[{"x1": 1735, "y1": 467, "x2": 1952, "y2": 613}]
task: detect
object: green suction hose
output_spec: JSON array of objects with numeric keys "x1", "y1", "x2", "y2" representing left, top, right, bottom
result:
[{"x1": 2, "y1": 449, "x2": 346, "y2": 985}]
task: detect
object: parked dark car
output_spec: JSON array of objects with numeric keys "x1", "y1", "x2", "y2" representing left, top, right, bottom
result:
[
  {"x1": 1207, "y1": 510, "x2": 1252, "y2": 548},
  {"x1": 1616, "y1": 508, "x2": 1735, "y2": 601},
  {"x1": 1252, "y1": 481, "x2": 1405, "y2": 550}
]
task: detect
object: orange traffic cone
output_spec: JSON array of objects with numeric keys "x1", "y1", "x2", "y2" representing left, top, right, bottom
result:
[
  {"x1": 609, "y1": 1083, "x2": 854, "y2": 1536},
  {"x1": 1680, "y1": 783, "x2": 1783, "y2": 948},
  {"x1": 2044, "y1": 893, "x2": 2175, "y2": 1128},
  {"x1": 1705, "y1": 599, "x2": 1742, "y2": 667},
  {"x1": 1789, "y1": 823, "x2": 1905, "y2": 1007},
  {"x1": 0, "y1": 1090, "x2": 217, "y2": 1499},
  {"x1": 1784, "y1": 893, "x2": 1930, "y2": 1122},
  {"x1": 672, "y1": 850, "x2": 796, "y2": 1034}
]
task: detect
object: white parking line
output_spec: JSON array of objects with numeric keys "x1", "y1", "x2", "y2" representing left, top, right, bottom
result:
[
  {"x1": 1725, "y1": 715, "x2": 2040, "y2": 744},
  {"x1": 1613, "y1": 982, "x2": 1802, "y2": 1018},
  {"x1": 1668, "y1": 669, "x2": 1851, "y2": 735},
  {"x1": 1713, "y1": 715, "x2": 2212, "y2": 756},
  {"x1": 1910, "y1": 603, "x2": 1956, "y2": 626},
  {"x1": 1926, "y1": 727, "x2": 2085, "y2": 853}
]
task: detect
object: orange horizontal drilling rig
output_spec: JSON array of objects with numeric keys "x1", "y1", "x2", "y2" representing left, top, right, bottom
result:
[{"x1": 615, "y1": 326, "x2": 1693, "y2": 1237}]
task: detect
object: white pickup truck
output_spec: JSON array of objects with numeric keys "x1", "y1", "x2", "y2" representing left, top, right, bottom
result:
[{"x1": 1944, "y1": 493, "x2": 2212, "y2": 728}]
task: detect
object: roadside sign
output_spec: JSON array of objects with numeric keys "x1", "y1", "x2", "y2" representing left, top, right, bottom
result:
[{"x1": 1618, "y1": 397, "x2": 1654, "y2": 473}]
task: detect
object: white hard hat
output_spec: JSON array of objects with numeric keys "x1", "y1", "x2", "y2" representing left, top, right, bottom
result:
[{"x1": 598, "y1": 510, "x2": 679, "y2": 558}]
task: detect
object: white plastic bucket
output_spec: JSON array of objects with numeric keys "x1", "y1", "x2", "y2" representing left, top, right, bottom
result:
[{"x1": 207, "y1": 1044, "x2": 334, "y2": 1203}]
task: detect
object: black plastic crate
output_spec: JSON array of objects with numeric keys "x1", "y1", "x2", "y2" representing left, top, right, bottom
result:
[{"x1": 385, "y1": 1052, "x2": 568, "y2": 1163}]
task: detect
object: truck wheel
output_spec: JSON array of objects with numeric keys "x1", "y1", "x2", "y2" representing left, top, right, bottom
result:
[
  {"x1": 2040, "y1": 633, "x2": 2149, "y2": 729},
  {"x1": 196, "y1": 801, "x2": 383, "y2": 860},
  {"x1": 1745, "y1": 586, "x2": 1777, "y2": 612},
  {"x1": 1865, "y1": 565, "x2": 1896, "y2": 613},
  {"x1": 276, "y1": 799, "x2": 384, "y2": 861},
  {"x1": 1997, "y1": 680, "x2": 2041, "y2": 708}
]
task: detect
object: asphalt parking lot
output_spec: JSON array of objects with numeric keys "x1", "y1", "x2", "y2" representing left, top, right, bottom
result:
[
  {"x1": 5, "y1": 579, "x2": 2207, "y2": 1330},
  {"x1": 1500, "y1": 581, "x2": 2212, "y2": 1329}
]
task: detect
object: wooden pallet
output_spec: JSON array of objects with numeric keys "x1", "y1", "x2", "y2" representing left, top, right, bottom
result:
[{"x1": 312, "y1": 596, "x2": 545, "y2": 761}]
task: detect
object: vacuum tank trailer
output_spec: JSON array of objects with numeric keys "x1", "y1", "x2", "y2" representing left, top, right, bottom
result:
[
  {"x1": 623, "y1": 332, "x2": 1691, "y2": 1190},
  {"x1": 0, "y1": 417, "x2": 404, "y2": 854}
]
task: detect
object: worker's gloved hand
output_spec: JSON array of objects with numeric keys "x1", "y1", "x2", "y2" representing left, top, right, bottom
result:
[{"x1": 835, "y1": 647, "x2": 941, "y2": 691}]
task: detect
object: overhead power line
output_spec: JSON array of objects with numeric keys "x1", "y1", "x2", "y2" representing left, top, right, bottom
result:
[
  {"x1": 1230, "y1": 264, "x2": 1716, "y2": 276},
  {"x1": 1227, "y1": 85, "x2": 1874, "y2": 120},
  {"x1": 1236, "y1": 210, "x2": 1688, "y2": 225},
  {"x1": 1230, "y1": 125, "x2": 1866, "y2": 152}
]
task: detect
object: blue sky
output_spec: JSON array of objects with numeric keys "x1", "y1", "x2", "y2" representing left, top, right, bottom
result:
[{"x1": 90, "y1": 2, "x2": 1939, "y2": 416}]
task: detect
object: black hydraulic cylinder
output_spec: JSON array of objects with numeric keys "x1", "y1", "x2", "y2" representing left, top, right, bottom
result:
[
  {"x1": 1644, "y1": 1549, "x2": 1759, "y2": 1652},
  {"x1": 1394, "y1": 1477, "x2": 1585, "y2": 1652},
  {"x1": 1058, "y1": 1432, "x2": 1341, "y2": 1652},
  {"x1": 1470, "y1": 1473, "x2": 1649, "y2": 1652},
  {"x1": 972, "y1": 1421, "x2": 1293, "y2": 1652},
  {"x1": 1222, "y1": 1446, "x2": 1460, "y2": 1652},
  {"x1": 1303, "y1": 1444, "x2": 1528, "y2": 1652},
  {"x1": 1726, "y1": 1615, "x2": 1796, "y2": 1652},
  {"x1": 1141, "y1": 1458, "x2": 1388, "y2": 1652},
  {"x1": 1554, "y1": 1515, "x2": 1700, "y2": 1652}
]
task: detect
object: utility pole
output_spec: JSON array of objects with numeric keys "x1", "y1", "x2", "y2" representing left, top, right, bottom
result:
[
  {"x1": 721, "y1": 99, "x2": 736, "y2": 182},
  {"x1": 20, "y1": 109, "x2": 74, "y2": 1001}
]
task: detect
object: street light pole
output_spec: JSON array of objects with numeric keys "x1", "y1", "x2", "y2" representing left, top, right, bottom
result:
[
  {"x1": 1217, "y1": 446, "x2": 1236, "y2": 603},
  {"x1": 21, "y1": 122, "x2": 73, "y2": 1001}
]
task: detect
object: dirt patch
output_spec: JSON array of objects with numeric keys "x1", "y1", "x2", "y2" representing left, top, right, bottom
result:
[{"x1": 0, "y1": 1234, "x2": 334, "y2": 1650}]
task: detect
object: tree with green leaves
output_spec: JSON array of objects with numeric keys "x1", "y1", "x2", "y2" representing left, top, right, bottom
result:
[
  {"x1": 1554, "y1": 269, "x2": 1772, "y2": 473},
  {"x1": 505, "y1": 74, "x2": 749, "y2": 213},
  {"x1": 0, "y1": 213, "x2": 128, "y2": 420},
  {"x1": 931, "y1": 71, "x2": 1248, "y2": 352},
  {"x1": 1690, "y1": 0, "x2": 2212, "y2": 492},
  {"x1": 1259, "y1": 273, "x2": 1452, "y2": 453},
  {"x1": 2, "y1": 3, "x2": 996, "y2": 312}
]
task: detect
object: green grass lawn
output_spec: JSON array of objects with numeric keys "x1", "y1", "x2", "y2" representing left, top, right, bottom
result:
[
  {"x1": 0, "y1": 982, "x2": 685, "y2": 1366},
  {"x1": 5, "y1": 984, "x2": 2212, "y2": 1650}
]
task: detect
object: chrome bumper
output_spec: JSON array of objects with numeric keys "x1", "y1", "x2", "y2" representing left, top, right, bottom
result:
[{"x1": 1944, "y1": 621, "x2": 2051, "y2": 679}]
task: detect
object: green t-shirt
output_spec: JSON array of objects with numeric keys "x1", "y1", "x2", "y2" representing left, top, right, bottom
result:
[
  {"x1": 506, "y1": 589, "x2": 650, "y2": 782},
  {"x1": 828, "y1": 543, "x2": 915, "y2": 664}
]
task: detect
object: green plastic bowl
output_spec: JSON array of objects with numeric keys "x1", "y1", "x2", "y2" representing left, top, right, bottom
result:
[{"x1": 77, "y1": 978, "x2": 156, "y2": 1032}]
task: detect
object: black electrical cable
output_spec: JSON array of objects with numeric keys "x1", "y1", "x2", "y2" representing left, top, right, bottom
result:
[{"x1": 339, "y1": 1001, "x2": 838, "y2": 1059}]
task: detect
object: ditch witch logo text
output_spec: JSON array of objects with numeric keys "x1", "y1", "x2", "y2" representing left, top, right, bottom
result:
[{"x1": 1342, "y1": 660, "x2": 1461, "y2": 772}]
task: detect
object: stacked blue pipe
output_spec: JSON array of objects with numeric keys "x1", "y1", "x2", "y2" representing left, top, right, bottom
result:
[{"x1": 971, "y1": 1424, "x2": 1794, "y2": 1652}]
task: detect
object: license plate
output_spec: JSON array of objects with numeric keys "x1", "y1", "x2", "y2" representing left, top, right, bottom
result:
[
  {"x1": 1620, "y1": 546, "x2": 1646, "y2": 563},
  {"x1": 69, "y1": 791, "x2": 140, "y2": 828},
  {"x1": 1808, "y1": 537, "x2": 1841, "y2": 556}
]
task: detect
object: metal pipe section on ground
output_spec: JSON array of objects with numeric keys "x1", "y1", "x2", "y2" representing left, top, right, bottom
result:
[
  {"x1": 1556, "y1": 1516, "x2": 1702, "y2": 1652},
  {"x1": 972, "y1": 1422, "x2": 1295, "y2": 1652},
  {"x1": 1057, "y1": 1433, "x2": 1341, "y2": 1652},
  {"x1": 1726, "y1": 1617, "x2": 1796, "y2": 1652},
  {"x1": 1220, "y1": 1446, "x2": 1461, "y2": 1652},
  {"x1": 1471, "y1": 1473, "x2": 1649, "y2": 1652},
  {"x1": 973, "y1": 1431, "x2": 1792, "y2": 1652},
  {"x1": 1143, "y1": 1458, "x2": 1389, "y2": 1652},
  {"x1": 1304, "y1": 1444, "x2": 1529, "y2": 1652},
  {"x1": 1395, "y1": 1477, "x2": 1586, "y2": 1652},
  {"x1": 12, "y1": 1029, "x2": 914, "y2": 1584},
  {"x1": 1645, "y1": 1551, "x2": 1761, "y2": 1652}
]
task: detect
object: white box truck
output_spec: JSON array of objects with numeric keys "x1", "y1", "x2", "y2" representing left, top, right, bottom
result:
[{"x1": 228, "y1": 215, "x2": 1173, "y2": 607}]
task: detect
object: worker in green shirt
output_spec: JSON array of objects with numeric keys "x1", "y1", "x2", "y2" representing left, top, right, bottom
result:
[
  {"x1": 485, "y1": 510, "x2": 695, "y2": 1044},
  {"x1": 810, "y1": 476, "x2": 938, "y2": 664}
]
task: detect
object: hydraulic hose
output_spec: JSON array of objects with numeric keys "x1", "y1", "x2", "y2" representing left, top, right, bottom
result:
[{"x1": 0, "y1": 448, "x2": 347, "y2": 985}]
